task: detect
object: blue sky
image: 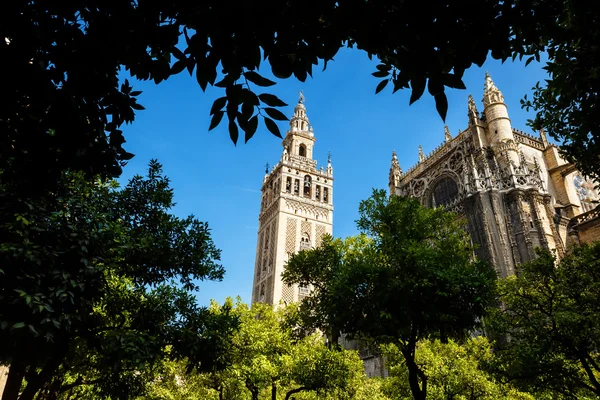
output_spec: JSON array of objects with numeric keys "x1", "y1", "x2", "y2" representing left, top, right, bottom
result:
[{"x1": 119, "y1": 49, "x2": 549, "y2": 306}]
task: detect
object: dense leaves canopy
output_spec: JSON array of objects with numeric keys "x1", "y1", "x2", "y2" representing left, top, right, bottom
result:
[
  {"x1": 0, "y1": 161, "x2": 233, "y2": 400},
  {"x1": 4, "y1": 0, "x2": 599, "y2": 188},
  {"x1": 284, "y1": 190, "x2": 497, "y2": 400},
  {"x1": 488, "y1": 244, "x2": 600, "y2": 399}
]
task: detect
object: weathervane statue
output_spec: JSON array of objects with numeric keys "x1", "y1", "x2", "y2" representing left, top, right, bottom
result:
[{"x1": 299, "y1": 90, "x2": 305, "y2": 104}]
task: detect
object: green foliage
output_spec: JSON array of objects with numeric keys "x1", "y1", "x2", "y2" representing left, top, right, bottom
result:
[
  {"x1": 520, "y1": 2, "x2": 600, "y2": 180},
  {"x1": 487, "y1": 244, "x2": 600, "y2": 399},
  {"x1": 382, "y1": 338, "x2": 533, "y2": 400},
  {"x1": 0, "y1": 160, "x2": 234, "y2": 400},
  {"x1": 284, "y1": 189, "x2": 497, "y2": 400},
  {"x1": 143, "y1": 299, "x2": 369, "y2": 400},
  {"x1": 3, "y1": 0, "x2": 595, "y2": 189}
]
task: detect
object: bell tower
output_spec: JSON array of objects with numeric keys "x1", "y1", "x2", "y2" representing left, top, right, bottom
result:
[{"x1": 252, "y1": 93, "x2": 334, "y2": 305}]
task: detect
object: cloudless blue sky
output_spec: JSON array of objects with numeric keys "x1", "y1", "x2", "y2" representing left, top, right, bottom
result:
[{"x1": 119, "y1": 49, "x2": 549, "y2": 306}]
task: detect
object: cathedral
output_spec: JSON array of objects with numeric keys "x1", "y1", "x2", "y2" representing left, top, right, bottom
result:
[
  {"x1": 251, "y1": 94, "x2": 334, "y2": 305},
  {"x1": 249, "y1": 74, "x2": 600, "y2": 378},
  {"x1": 389, "y1": 73, "x2": 600, "y2": 276}
]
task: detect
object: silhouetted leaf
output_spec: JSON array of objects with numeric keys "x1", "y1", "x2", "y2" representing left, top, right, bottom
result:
[
  {"x1": 244, "y1": 71, "x2": 276, "y2": 87},
  {"x1": 376, "y1": 79, "x2": 388, "y2": 94},
  {"x1": 443, "y1": 74, "x2": 466, "y2": 90},
  {"x1": 259, "y1": 93, "x2": 287, "y2": 107},
  {"x1": 264, "y1": 108, "x2": 287, "y2": 121},
  {"x1": 131, "y1": 103, "x2": 145, "y2": 111},
  {"x1": 434, "y1": 92, "x2": 448, "y2": 122},
  {"x1": 209, "y1": 111, "x2": 224, "y2": 131},
  {"x1": 228, "y1": 120, "x2": 239, "y2": 145},
  {"x1": 372, "y1": 70, "x2": 389, "y2": 78},
  {"x1": 245, "y1": 116, "x2": 259, "y2": 143},
  {"x1": 410, "y1": 77, "x2": 426, "y2": 105},
  {"x1": 264, "y1": 117, "x2": 282, "y2": 138},
  {"x1": 210, "y1": 97, "x2": 227, "y2": 115}
]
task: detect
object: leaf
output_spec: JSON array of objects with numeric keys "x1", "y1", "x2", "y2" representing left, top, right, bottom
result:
[
  {"x1": 372, "y1": 70, "x2": 390, "y2": 78},
  {"x1": 434, "y1": 92, "x2": 448, "y2": 122},
  {"x1": 171, "y1": 60, "x2": 186, "y2": 74},
  {"x1": 229, "y1": 120, "x2": 239, "y2": 145},
  {"x1": 211, "y1": 97, "x2": 227, "y2": 115},
  {"x1": 525, "y1": 56, "x2": 535, "y2": 66},
  {"x1": 209, "y1": 111, "x2": 224, "y2": 131},
  {"x1": 244, "y1": 71, "x2": 276, "y2": 87},
  {"x1": 376, "y1": 64, "x2": 391, "y2": 72},
  {"x1": 443, "y1": 74, "x2": 466, "y2": 90},
  {"x1": 259, "y1": 93, "x2": 288, "y2": 107},
  {"x1": 375, "y1": 79, "x2": 388, "y2": 94},
  {"x1": 410, "y1": 76, "x2": 426, "y2": 105},
  {"x1": 245, "y1": 116, "x2": 259, "y2": 143},
  {"x1": 264, "y1": 117, "x2": 282, "y2": 138},
  {"x1": 12, "y1": 322, "x2": 25, "y2": 329},
  {"x1": 131, "y1": 102, "x2": 145, "y2": 111},
  {"x1": 196, "y1": 63, "x2": 208, "y2": 91},
  {"x1": 264, "y1": 108, "x2": 288, "y2": 121}
]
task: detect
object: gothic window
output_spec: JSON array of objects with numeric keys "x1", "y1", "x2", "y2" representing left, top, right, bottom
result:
[
  {"x1": 574, "y1": 174, "x2": 599, "y2": 212},
  {"x1": 264, "y1": 227, "x2": 270, "y2": 249},
  {"x1": 299, "y1": 144, "x2": 306, "y2": 157},
  {"x1": 430, "y1": 177, "x2": 459, "y2": 208},
  {"x1": 323, "y1": 188, "x2": 329, "y2": 202},
  {"x1": 294, "y1": 179, "x2": 300, "y2": 195},
  {"x1": 259, "y1": 284, "x2": 266, "y2": 302},
  {"x1": 304, "y1": 175, "x2": 312, "y2": 197},
  {"x1": 300, "y1": 232, "x2": 311, "y2": 250},
  {"x1": 286, "y1": 177, "x2": 292, "y2": 193},
  {"x1": 315, "y1": 185, "x2": 321, "y2": 201},
  {"x1": 298, "y1": 285, "x2": 310, "y2": 296}
]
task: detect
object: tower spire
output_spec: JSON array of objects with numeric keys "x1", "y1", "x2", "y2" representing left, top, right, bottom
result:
[
  {"x1": 444, "y1": 125, "x2": 452, "y2": 142},
  {"x1": 482, "y1": 72, "x2": 505, "y2": 107},
  {"x1": 289, "y1": 92, "x2": 311, "y2": 134},
  {"x1": 389, "y1": 150, "x2": 402, "y2": 194}
]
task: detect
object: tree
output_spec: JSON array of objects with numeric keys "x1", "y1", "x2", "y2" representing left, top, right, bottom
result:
[
  {"x1": 284, "y1": 189, "x2": 497, "y2": 400},
  {"x1": 521, "y1": 2, "x2": 600, "y2": 181},
  {"x1": 0, "y1": 161, "x2": 234, "y2": 400},
  {"x1": 382, "y1": 338, "x2": 533, "y2": 400},
  {"x1": 487, "y1": 244, "x2": 600, "y2": 399},
  {"x1": 3, "y1": 0, "x2": 597, "y2": 188},
  {"x1": 189, "y1": 299, "x2": 366, "y2": 400}
]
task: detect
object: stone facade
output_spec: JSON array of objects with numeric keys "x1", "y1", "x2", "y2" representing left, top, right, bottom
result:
[
  {"x1": 252, "y1": 94, "x2": 334, "y2": 305},
  {"x1": 389, "y1": 73, "x2": 600, "y2": 276},
  {"x1": 0, "y1": 366, "x2": 8, "y2": 397}
]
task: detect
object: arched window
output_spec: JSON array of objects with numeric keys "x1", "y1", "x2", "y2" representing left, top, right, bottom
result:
[
  {"x1": 430, "y1": 177, "x2": 459, "y2": 208},
  {"x1": 303, "y1": 175, "x2": 312, "y2": 197},
  {"x1": 286, "y1": 177, "x2": 292, "y2": 193},
  {"x1": 300, "y1": 232, "x2": 311, "y2": 250},
  {"x1": 323, "y1": 188, "x2": 329, "y2": 202},
  {"x1": 294, "y1": 179, "x2": 300, "y2": 195},
  {"x1": 299, "y1": 144, "x2": 306, "y2": 157}
]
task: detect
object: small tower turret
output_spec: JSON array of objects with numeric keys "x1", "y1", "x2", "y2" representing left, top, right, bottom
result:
[
  {"x1": 389, "y1": 150, "x2": 402, "y2": 194},
  {"x1": 482, "y1": 72, "x2": 519, "y2": 166},
  {"x1": 444, "y1": 125, "x2": 452, "y2": 142}
]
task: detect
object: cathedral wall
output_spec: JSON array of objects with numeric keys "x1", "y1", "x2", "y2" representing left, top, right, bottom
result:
[
  {"x1": 577, "y1": 218, "x2": 600, "y2": 243},
  {"x1": 0, "y1": 365, "x2": 8, "y2": 397}
]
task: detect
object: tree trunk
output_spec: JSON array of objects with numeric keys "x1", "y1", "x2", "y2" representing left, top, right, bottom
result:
[
  {"x1": 271, "y1": 382, "x2": 277, "y2": 400},
  {"x1": 402, "y1": 344, "x2": 427, "y2": 400},
  {"x1": 2, "y1": 363, "x2": 26, "y2": 400},
  {"x1": 285, "y1": 386, "x2": 309, "y2": 400},
  {"x1": 18, "y1": 345, "x2": 67, "y2": 400}
]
